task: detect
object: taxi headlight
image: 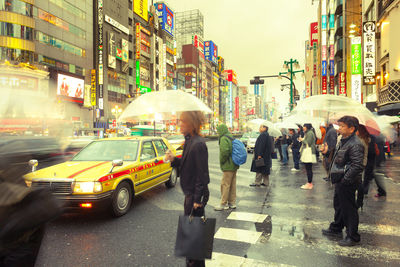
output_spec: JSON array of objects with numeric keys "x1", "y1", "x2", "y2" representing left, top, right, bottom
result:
[
  {"x1": 74, "y1": 182, "x2": 102, "y2": 193},
  {"x1": 25, "y1": 180, "x2": 32, "y2": 187}
]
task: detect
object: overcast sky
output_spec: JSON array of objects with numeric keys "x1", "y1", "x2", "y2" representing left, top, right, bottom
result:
[{"x1": 159, "y1": 0, "x2": 317, "y2": 111}]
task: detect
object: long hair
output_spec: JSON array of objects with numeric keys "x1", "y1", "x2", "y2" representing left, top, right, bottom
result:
[
  {"x1": 357, "y1": 124, "x2": 370, "y2": 144},
  {"x1": 181, "y1": 111, "x2": 206, "y2": 136}
]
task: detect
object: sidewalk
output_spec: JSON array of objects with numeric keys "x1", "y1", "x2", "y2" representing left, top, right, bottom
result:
[{"x1": 376, "y1": 146, "x2": 400, "y2": 185}]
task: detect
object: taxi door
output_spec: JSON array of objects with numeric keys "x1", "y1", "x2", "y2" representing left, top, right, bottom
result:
[
  {"x1": 153, "y1": 139, "x2": 171, "y2": 180},
  {"x1": 136, "y1": 141, "x2": 159, "y2": 192}
]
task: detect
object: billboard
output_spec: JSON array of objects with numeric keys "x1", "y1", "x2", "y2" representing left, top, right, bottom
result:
[
  {"x1": 155, "y1": 3, "x2": 174, "y2": 37},
  {"x1": 322, "y1": 76, "x2": 327, "y2": 94},
  {"x1": 310, "y1": 22, "x2": 318, "y2": 46},
  {"x1": 225, "y1": 70, "x2": 237, "y2": 85},
  {"x1": 351, "y1": 37, "x2": 362, "y2": 75},
  {"x1": 192, "y1": 35, "x2": 204, "y2": 58},
  {"x1": 57, "y1": 74, "x2": 84, "y2": 101},
  {"x1": 108, "y1": 32, "x2": 116, "y2": 69},
  {"x1": 133, "y1": 0, "x2": 148, "y2": 21},
  {"x1": 363, "y1": 21, "x2": 376, "y2": 84},
  {"x1": 90, "y1": 69, "x2": 96, "y2": 106},
  {"x1": 136, "y1": 23, "x2": 141, "y2": 59},
  {"x1": 204, "y1": 41, "x2": 218, "y2": 65},
  {"x1": 322, "y1": 60, "x2": 327, "y2": 76},
  {"x1": 352, "y1": 75, "x2": 362, "y2": 103},
  {"x1": 339, "y1": 72, "x2": 347, "y2": 96}
]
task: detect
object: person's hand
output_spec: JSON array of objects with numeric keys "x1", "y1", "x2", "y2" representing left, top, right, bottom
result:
[
  {"x1": 193, "y1": 202, "x2": 203, "y2": 209},
  {"x1": 298, "y1": 137, "x2": 304, "y2": 142},
  {"x1": 257, "y1": 156, "x2": 262, "y2": 159},
  {"x1": 165, "y1": 150, "x2": 175, "y2": 162}
]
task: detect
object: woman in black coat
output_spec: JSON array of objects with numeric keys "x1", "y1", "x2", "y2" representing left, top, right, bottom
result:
[
  {"x1": 166, "y1": 111, "x2": 210, "y2": 267},
  {"x1": 250, "y1": 125, "x2": 272, "y2": 187}
]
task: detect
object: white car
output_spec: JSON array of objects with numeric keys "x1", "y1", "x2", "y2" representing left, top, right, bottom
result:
[{"x1": 246, "y1": 132, "x2": 259, "y2": 153}]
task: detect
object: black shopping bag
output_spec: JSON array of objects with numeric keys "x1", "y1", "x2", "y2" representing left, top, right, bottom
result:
[{"x1": 175, "y1": 213, "x2": 216, "y2": 260}]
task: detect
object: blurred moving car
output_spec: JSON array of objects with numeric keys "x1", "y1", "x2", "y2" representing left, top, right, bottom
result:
[
  {"x1": 246, "y1": 132, "x2": 259, "y2": 153},
  {"x1": 24, "y1": 137, "x2": 180, "y2": 217},
  {"x1": 240, "y1": 132, "x2": 251, "y2": 147},
  {"x1": 0, "y1": 136, "x2": 65, "y2": 175},
  {"x1": 167, "y1": 134, "x2": 185, "y2": 150},
  {"x1": 64, "y1": 136, "x2": 98, "y2": 159}
]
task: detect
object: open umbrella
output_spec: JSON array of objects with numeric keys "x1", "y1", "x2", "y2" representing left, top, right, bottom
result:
[
  {"x1": 291, "y1": 95, "x2": 380, "y2": 135},
  {"x1": 247, "y1": 119, "x2": 281, "y2": 137},
  {"x1": 119, "y1": 90, "x2": 212, "y2": 122}
]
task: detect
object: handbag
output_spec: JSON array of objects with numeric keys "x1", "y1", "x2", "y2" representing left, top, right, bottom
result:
[
  {"x1": 300, "y1": 145, "x2": 317, "y2": 163},
  {"x1": 271, "y1": 151, "x2": 278, "y2": 159},
  {"x1": 175, "y1": 210, "x2": 216, "y2": 260},
  {"x1": 255, "y1": 158, "x2": 266, "y2": 167}
]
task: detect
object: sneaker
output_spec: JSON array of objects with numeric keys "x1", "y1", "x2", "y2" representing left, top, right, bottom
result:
[
  {"x1": 291, "y1": 168, "x2": 300, "y2": 172},
  {"x1": 249, "y1": 183, "x2": 260, "y2": 187},
  {"x1": 214, "y1": 205, "x2": 229, "y2": 211},
  {"x1": 300, "y1": 183, "x2": 313, "y2": 190},
  {"x1": 322, "y1": 177, "x2": 329, "y2": 182},
  {"x1": 260, "y1": 183, "x2": 268, "y2": 187},
  {"x1": 229, "y1": 204, "x2": 237, "y2": 209}
]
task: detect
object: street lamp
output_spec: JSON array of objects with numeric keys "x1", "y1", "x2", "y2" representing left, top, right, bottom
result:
[
  {"x1": 279, "y1": 58, "x2": 304, "y2": 111},
  {"x1": 111, "y1": 105, "x2": 123, "y2": 118}
]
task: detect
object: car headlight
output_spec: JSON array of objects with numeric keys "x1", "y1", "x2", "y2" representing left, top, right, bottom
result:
[
  {"x1": 25, "y1": 180, "x2": 32, "y2": 187},
  {"x1": 73, "y1": 182, "x2": 102, "y2": 193}
]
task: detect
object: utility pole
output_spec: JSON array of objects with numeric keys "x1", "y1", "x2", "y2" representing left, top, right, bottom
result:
[{"x1": 279, "y1": 59, "x2": 304, "y2": 110}]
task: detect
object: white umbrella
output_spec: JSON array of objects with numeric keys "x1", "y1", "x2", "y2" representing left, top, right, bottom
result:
[
  {"x1": 119, "y1": 90, "x2": 212, "y2": 122},
  {"x1": 275, "y1": 121, "x2": 299, "y2": 130},
  {"x1": 247, "y1": 119, "x2": 281, "y2": 137}
]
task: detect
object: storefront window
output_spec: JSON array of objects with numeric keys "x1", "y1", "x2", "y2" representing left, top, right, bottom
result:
[
  {"x1": 36, "y1": 31, "x2": 85, "y2": 57},
  {"x1": 0, "y1": 0, "x2": 33, "y2": 16},
  {"x1": 0, "y1": 22, "x2": 33, "y2": 40},
  {"x1": 0, "y1": 47, "x2": 33, "y2": 62}
]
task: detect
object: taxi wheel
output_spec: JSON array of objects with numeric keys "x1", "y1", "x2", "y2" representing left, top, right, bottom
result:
[
  {"x1": 165, "y1": 168, "x2": 178, "y2": 188},
  {"x1": 111, "y1": 181, "x2": 132, "y2": 217}
]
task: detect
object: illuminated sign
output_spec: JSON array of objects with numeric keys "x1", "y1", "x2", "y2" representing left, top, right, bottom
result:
[
  {"x1": 329, "y1": 60, "x2": 334, "y2": 76},
  {"x1": 322, "y1": 76, "x2": 327, "y2": 94},
  {"x1": 155, "y1": 3, "x2": 174, "y2": 37},
  {"x1": 136, "y1": 23, "x2": 141, "y2": 59},
  {"x1": 321, "y1": 15, "x2": 327, "y2": 30},
  {"x1": 136, "y1": 60, "x2": 140, "y2": 87},
  {"x1": 105, "y1": 15, "x2": 129, "y2": 35},
  {"x1": 116, "y1": 47, "x2": 122, "y2": 60},
  {"x1": 329, "y1": 76, "x2": 334, "y2": 94},
  {"x1": 339, "y1": 72, "x2": 347, "y2": 96},
  {"x1": 322, "y1": 60, "x2": 327, "y2": 76},
  {"x1": 133, "y1": 0, "x2": 148, "y2": 21},
  {"x1": 90, "y1": 69, "x2": 96, "y2": 106},
  {"x1": 204, "y1": 40, "x2": 218, "y2": 65},
  {"x1": 363, "y1": 21, "x2": 376, "y2": 84},
  {"x1": 57, "y1": 74, "x2": 84, "y2": 101},
  {"x1": 310, "y1": 22, "x2": 318, "y2": 46},
  {"x1": 351, "y1": 37, "x2": 362, "y2": 75},
  {"x1": 97, "y1": 0, "x2": 103, "y2": 110},
  {"x1": 121, "y1": 39, "x2": 129, "y2": 62}
]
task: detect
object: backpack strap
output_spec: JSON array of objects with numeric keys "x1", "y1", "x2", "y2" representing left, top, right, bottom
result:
[{"x1": 223, "y1": 135, "x2": 234, "y2": 141}]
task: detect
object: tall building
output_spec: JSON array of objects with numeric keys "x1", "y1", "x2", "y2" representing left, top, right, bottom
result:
[
  {"x1": 1, "y1": 0, "x2": 94, "y2": 133},
  {"x1": 175, "y1": 9, "x2": 204, "y2": 58},
  {"x1": 374, "y1": 0, "x2": 400, "y2": 115}
]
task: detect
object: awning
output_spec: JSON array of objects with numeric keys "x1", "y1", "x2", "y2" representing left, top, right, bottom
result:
[{"x1": 378, "y1": 103, "x2": 400, "y2": 116}]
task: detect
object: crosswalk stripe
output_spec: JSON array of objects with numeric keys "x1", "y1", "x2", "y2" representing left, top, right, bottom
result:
[
  {"x1": 227, "y1": 212, "x2": 268, "y2": 223},
  {"x1": 214, "y1": 227, "x2": 262, "y2": 244},
  {"x1": 206, "y1": 252, "x2": 296, "y2": 267}
]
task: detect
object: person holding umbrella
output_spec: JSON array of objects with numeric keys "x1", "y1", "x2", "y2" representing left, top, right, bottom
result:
[
  {"x1": 249, "y1": 124, "x2": 272, "y2": 187},
  {"x1": 165, "y1": 111, "x2": 210, "y2": 266},
  {"x1": 299, "y1": 123, "x2": 317, "y2": 190}
]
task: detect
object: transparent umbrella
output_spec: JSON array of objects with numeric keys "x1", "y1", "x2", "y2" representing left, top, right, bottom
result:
[
  {"x1": 291, "y1": 95, "x2": 380, "y2": 135},
  {"x1": 247, "y1": 119, "x2": 281, "y2": 137},
  {"x1": 119, "y1": 90, "x2": 212, "y2": 122}
]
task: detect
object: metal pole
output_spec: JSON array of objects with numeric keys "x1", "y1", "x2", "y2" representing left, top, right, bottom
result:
[{"x1": 290, "y1": 59, "x2": 294, "y2": 110}]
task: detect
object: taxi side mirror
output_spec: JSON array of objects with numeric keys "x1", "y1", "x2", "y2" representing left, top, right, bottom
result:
[
  {"x1": 29, "y1": 159, "x2": 38, "y2": 172},
  {"x1": 109, "y1": 159, "x2": 123, "y2": 173}
]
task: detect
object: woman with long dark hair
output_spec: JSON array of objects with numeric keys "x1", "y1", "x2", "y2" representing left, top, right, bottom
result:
[
  {"x1": 165, "y1": 111, "x2": 210, "y2": 267},
  {"x1": 299, "y1": 123, "x2": 316, "y2": 189}
]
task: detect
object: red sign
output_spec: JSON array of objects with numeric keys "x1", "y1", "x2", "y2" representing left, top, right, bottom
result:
[
  {"x1": 306, "y1": 81, "x2": 310, "y2": 97},
  {"x1": 339, "y1": 72, "x2": 347, "y2": 96},
  {"x1": 329, "y1": 76, "x2": 334, "y2": 94},
  {"x1": 322, "y1": 76, "x2": 328, "y2": 94},
  {"x1": 234, "y1": 97, "x2": 239, "y2": 119},
  {"x1": 310, "y1": 22, "x2": 318, "y2": 46},
  {"x1": 224, "y1": 70, "x2": 237, "y2": 85}
]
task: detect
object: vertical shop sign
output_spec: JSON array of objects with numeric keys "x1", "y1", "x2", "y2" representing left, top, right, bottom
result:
[
  {"x1": 339, "y1": 72, "x2": 347, "y2": 96},
  {"x1": 363, "y1": 21, "x2": 376, "y2": 84},
  {"x1": 91, "y1": 69, "x2": 96, "y2": 106},
  {"x1": 322, "y1": 76, "x2": 328, "y2": 94}
]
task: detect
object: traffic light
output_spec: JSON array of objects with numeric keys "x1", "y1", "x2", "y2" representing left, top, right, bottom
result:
[{"x1": 250, "y1": 77, "x2": 265, "y2": 85}]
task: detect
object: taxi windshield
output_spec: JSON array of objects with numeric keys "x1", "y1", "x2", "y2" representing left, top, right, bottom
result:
[{"x1": 72, "y1": 140, "x2": 139, "y2": 161}]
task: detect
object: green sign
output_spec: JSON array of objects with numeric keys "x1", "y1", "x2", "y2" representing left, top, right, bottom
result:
[
  {"x1": 139, "y1": 85, "x2": 151, "y2": 94},
  {"x1": 351, "y1": 37, "x2": 362, "y2": 75},
  {"x1": 136, "y1": 60, "x2": 140, "y2": 86}
]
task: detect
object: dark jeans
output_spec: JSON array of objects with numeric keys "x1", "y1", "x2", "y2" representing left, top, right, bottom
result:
[
  {"x1": 281, "y1": 144, "x2": 289, "y2": 164},
  {"x1": 363, "y1": 169, "x2": 387, "y2": 196},
  {"x1": 292, "y1": 148, "x2": 300, "y2": 169},
  {"x1": 277, "y1": 145, "x2": 282, "y2": 161},
  {"x1": 183, "y1": 195, "x2": 205, "y2": 267},
  {"x1": 304, "y1": 163, "x2": 313, "y2": 183},
  {"x1": 329, "y1": 183, "x2": 360, "y2": 242}
]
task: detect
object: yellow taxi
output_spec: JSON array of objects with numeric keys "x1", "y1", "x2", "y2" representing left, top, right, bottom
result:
[{"x1": 24, "y1": 137, "x2": 181, "y2": 217}]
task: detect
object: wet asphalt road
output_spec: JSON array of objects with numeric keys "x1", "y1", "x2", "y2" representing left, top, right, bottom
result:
[{"x1": 35, "y1": 141, "x2": 400, "y2": 267}]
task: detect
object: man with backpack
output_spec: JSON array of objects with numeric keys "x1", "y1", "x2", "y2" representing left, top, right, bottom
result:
[{"x1": 215, "y1": 124, "x2": 247, "y2": 211}]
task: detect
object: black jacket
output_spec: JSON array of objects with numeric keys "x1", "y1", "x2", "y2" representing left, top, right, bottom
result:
[
  {"x1": 171, "y1": 134, "x2": 210, "y2": 205},
  {"x1": 290, "y1": 133, "x2": 301, "y2": 149},
  {"x1": 329, "y1": 134, "x2": 365, "y2": 185},
  {"x1": 251, "y1": 131, "x2": 272, "y2": 175}
]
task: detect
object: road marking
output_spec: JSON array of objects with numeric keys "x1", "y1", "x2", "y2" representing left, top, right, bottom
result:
[
  {"x1": 227, "y1": 212, "x2": 268, "y2": 223},
  {"x1": 214, "y1": 227, "x2": 262, "y2": 244},
  {"x1": 206, "y1": 252, "x2": 296, "y2": 267},
  {"x1": 208, "y1": 165, "x2": 254, "y2": 177}
]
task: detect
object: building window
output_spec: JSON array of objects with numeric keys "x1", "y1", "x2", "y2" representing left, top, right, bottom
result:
[
  {"x1": 381, "y1": 62, "x2": 389, "y2": 87},
  {"x1": 0, "y1": 22, "x2": 33, "y2": 40},
  {"x1": 0, "y1": 0, "x2": 33, "y2": 16},
  {"x1": 129, "y1": 50, "x2": 132, "y2": 59},
  {"x1": 0, "y1": 47, "x2": 33, "y2": 62},
  {"x1": 128, "y1": 18, "x2": 132, "y2": 26},
  {"x1": 129, "y1": 34, "x2": 133, "y2": 42},
  {"x1": 48, "y1": 0, "x2": 86, "y2": 19},
  {"x1": 36, "y1": 31, "x2": 85, "y2": 57},
  {"x1": 129, "y1": 67, "x2": 132, "y2": 75}
]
